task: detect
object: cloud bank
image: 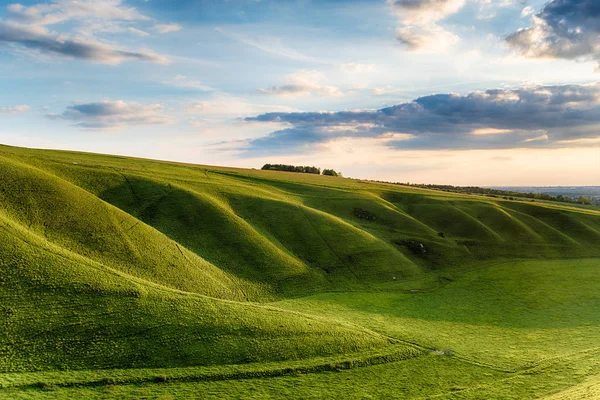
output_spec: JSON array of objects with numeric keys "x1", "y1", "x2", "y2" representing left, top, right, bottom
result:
[{"x1": 243, "y1": 83, "x2": 600, "y2": 154}]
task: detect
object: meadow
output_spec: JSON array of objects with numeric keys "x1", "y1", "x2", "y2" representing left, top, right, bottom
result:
[{"x1": 0, "y1": 144, "x2": 599, "y2": 399}]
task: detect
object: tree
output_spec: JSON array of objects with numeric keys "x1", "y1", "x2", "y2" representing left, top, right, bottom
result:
[
  {"x1": 577, "y1": 196, "x2": 592, "y2": 205},
  {"x1": 322, "y1": 169, "x2": 340, "y2": 177}
]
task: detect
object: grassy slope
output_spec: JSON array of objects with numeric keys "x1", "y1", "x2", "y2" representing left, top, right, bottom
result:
[
  {"x1": 3, "y1": 259, "x2": 600, "y2": 399},
  {"x1": 1, "y1": 144, "x2": 600, "y2": 398}
]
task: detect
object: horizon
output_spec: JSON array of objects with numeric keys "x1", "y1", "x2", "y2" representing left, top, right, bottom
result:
[{"x1": 1, "y1": 0, "x2": 599, "y2": 186}]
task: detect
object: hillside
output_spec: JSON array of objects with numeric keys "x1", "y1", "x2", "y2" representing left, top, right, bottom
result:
[{"x1": 1, "y1": 144, "x2": 599, "y2": 399}]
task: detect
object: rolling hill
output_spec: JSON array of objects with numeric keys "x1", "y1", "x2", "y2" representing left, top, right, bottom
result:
[{"x1": 0, "y1": 144, "x2": 599, "y2": 399}]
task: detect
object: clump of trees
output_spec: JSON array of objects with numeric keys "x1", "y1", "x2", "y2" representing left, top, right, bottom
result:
[
  {"x1": 577, "y1": 196, "x2": 592, "y2": 205},
  {"x1": 322, "y1": 169, "x2": 342, "y2": 177},
  {"x1": 261, "y1": 164, "x2": 320, "y2": 174},
  {"x1": 261, "y1": 164, "x2": 343, "y2": 177}
]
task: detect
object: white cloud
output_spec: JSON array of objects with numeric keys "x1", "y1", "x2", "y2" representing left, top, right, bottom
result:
[
  {"x1": 390, "y1": 0, "x2": 465, "y2": 51},
  {"x1": 6, "y1": 0, "x2": 149, "y2": 26},
  {"x1": 186, "y1": 95, "x2": 297, "y2": 117},
  {"x1": 472, "y1": 128, "x2": 513, "y2": 135},
  {"x1": 152, "y1": 24, "x2": 182, "y2": 34},
  {"x1": 0, "y1": 105, "x2": 30, "y2": 114},
  {"x1": 474, "y1": 0, "x2": 522, "y2": 20},
  {"x1": 340, "y1": 63, "x2": 377, "y2": 74},
  {"x1": 259, "y1": 70, "x2": 343, "y2": 97},
  {"x1": 390, "y1": 0, "x2": 465, "y2": 24},
  {"x1": 127, "y1": 27, "x2": 149, "y2": 37},
  {"x1": 161, "y1": 75, "x2": 215, "y2": 91},
  {"x1": 521, "y1": 6, "x2": 535, "y2": 17},
  {"x1": 396, "y1": 23, "x2": 460, "y2": 53}
]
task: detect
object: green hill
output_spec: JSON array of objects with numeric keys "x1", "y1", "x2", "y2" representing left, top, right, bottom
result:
[{"x1": 1, "y1": 144, "x2": 599, "y2": 399}]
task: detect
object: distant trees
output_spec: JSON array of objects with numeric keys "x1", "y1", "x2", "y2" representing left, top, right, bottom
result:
[
  {"x1": 261, "y1": 164, "x2": 343, "y2": 177},
  {"x1": 261, "y1": 164, "x2": 320, "y2": 174}
]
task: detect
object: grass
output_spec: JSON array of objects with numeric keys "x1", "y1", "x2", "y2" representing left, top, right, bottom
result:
[{"x1": 0, "y1": 143, "x2": 599, "y2": 398}]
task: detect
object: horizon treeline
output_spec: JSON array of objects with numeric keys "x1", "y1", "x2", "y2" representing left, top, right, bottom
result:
[
  {"x1": 261, "y1": 164, "x2": 343, "y2": 177},
  {"x1": 398, "y1": 183, "x2": 596, "y2": 206}
]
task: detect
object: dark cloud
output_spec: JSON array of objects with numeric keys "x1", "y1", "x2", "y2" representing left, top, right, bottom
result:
[
  {"x1": 47, "y1": 100, "x2": 175, "y2": 129},
  {"x1": 242, "y1": 83, "x2": 600, "y2": 154},
  {"x1": 0, "y1": 20, "x2": 169, "y2": 64},
  {"x1": 507, "y1": 0, "x2": 600, "y2": 67}
]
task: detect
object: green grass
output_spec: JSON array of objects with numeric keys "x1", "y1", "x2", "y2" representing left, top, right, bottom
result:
[{"x1": 0, "y1": 144, "x2": 599, "y2": 398}]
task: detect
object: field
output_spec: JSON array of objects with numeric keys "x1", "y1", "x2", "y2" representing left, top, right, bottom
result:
[{"x1": 0, "y1": 144, "x2": 599, "y2": 399}]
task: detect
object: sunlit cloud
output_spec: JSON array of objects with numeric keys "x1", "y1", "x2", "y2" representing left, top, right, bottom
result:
[{"x1": 390, "y1": 0, "x2": 465, "y2": 52}]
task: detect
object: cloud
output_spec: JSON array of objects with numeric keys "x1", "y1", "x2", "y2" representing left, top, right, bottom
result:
[
  {"x1": 1, "y1": 1, "x2": 172, "y2": 64},
  {"x1": 6, "y1": 0, "x2": 148, "y2": 26},
  {"x1": 127, "y1": 27, "x2": 149, "y2": 37},
  {"x1": 0, "y1": 20, "x2": 169, "y2": 64},
  {"x1": 186, "y1": 95, "x2": 298, "y2": 118},
  {"x1": 215, "y1": 27, "x2": 320, "y2": 63},
  {"x1": 391, "y1": 0, "x2": 466, "y2": 24},
  {"x1": 396, "y1": 24, "x2": 460, "y2": 52},
  {"x1": 475, "y1": 0, "x2": 524, "y2": 20},
  {"x1": 153, "y1": 24, "x2": 182, "y2": 34},
  {"x1": 340, "y1": 63, "x2": 376, "y2": 74},
  {"x1": 506, "y1": 0, "x2": 600, "y2": 69},
  {"x1": 390, "y1": 0, "x2": 465, "y2": 51},
  {"x1": 242, "y1": 83, "x2": 600, "y2": 154},
  {"x1": 161, "y1": 75, "x2": 215, "y2": 91},
  {"x1": 47, "y1": 100, "x2": 175, "y2": 129},
  {"x1": 0, "y1": 105, "x2": 30, "y2": 114},
  {"x1": 258, "y1": 70, "x2": 343, "y2": 97},
  {"x1": 520, "y1": 6, "x2": 535, "y2": 17}
]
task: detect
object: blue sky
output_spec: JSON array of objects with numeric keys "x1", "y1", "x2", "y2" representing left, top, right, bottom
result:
[{"x1": 0, "y1": 0, "x2": 599, "y2": 185}]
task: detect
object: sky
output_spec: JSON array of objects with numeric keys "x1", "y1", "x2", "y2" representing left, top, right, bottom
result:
[{"x1": 0, "y1": 0, "x2": 599, "y2": 186}]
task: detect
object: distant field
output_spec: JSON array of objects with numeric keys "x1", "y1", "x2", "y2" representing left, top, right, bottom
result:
[{"x1": 0, "y1": 144, "x2": 599, "y2": 399}]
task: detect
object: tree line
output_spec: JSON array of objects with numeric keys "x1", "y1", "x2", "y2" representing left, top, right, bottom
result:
[
  {"x1": 261, "y1": 164, "x2": 342, "y2": 177},
  {"x1": 396, "y1": 184, "x2": 595, "y2": 205}
]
